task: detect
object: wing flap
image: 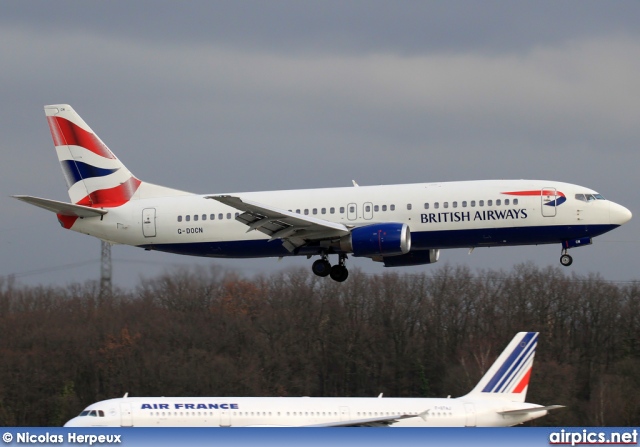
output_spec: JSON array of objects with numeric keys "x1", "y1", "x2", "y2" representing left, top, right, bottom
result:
[
  {"x1": 304, "y1": 414, "x2": 417, "y2": 427},
  {"x1": 13, "y1": 195, "x2": 107, "y2": 218},
  {"x1": 498, "y1": 405, "x2": 565, "y2": 416},
  {"x1": 206, "y1": 195, "x2": 350, "y2": 250}
]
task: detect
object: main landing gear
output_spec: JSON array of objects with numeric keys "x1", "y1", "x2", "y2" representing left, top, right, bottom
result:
[
  {"x1": 560, "y1": 249, "x2": 573, "y2": 267},
  {"x1": 312, "y1": 253, "x2": 349, "y2": 282}
]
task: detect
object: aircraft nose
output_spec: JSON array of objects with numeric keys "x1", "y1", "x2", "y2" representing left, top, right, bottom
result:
[{"x1": 610, "y1": 202, "x2": 632, "y2": 226}]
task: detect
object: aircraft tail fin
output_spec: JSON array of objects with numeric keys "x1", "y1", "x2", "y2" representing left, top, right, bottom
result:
[
  {"x1": 464, "y1": 332, "x2": 538, "y2": 402},
  {"x1": 45, "y1": 104, "x2": 142, "y2": 207},
  {"x1": 44, "y1": 104, "x2": 189, "y2": 207}
]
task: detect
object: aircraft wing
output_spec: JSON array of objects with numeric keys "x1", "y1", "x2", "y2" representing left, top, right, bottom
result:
[
  {"x1": 13, "y1": 195, "x2": 107, "y2": 218},
  {"x1": 206, "y1": 195, "x2": 350, "y2": 252},
  {"x1": 304, "y1": 414, "x2": 418, "y2": 427},
  {"x1": 498, "y1": 405, "x2": 565, "y2": 415}
]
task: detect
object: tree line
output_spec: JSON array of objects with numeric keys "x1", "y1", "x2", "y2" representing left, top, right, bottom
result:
[{"x1": 0, "y1": 263, "x2": 638, "y2": 426}]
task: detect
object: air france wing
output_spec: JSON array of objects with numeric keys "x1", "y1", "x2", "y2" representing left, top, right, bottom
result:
[
  {"x1": 206, "y1": 195, "x2": 350, "y2": 252},
  {"x1": 305, "y1": 414, "x2": 418, "y2": 427}
]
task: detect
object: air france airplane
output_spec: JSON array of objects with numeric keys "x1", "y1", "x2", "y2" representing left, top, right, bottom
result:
[
  {"x1": 15, "y1": 105, "x2": 631, "y2": 282},
  {"x1": 64, "y1": 332, "x2": 562, "y2": 427}
]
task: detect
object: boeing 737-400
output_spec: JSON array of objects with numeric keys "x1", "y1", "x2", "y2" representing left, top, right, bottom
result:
[
  {"x1": 14, "y1": 105, "x2": 632, "y2": 281},
  {"x1": 64, "y1": 332, "x2": 562, "y2": 427}
]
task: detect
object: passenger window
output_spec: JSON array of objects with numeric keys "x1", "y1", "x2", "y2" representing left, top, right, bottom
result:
[
  {"x1": 330, "y1": 207, "x2": 335, "y2": 214},
  {"x1": 296, "y1": 209, "x2": 301, "y2": 214},
  {"x1": 218, "y1": 213, "x2": 223, "y2": 220},
  {"x1": 365, "y1": 205, "x2": 371, "y2": 212},
  {"x1": 313, "y1": 208, "x2": 317, "y2": 215},
  {"x1": 210, "y1": 214, "x2": 215, "y2": 220},
  {"x1": 227, "y1": 213, "x2": 231, "y2": 219},
  {"x1": 321, "y1": 208, "x2": 326, "y2": 214},
  {"x1": 235, "y1": 212, "x2": 239, "y2": 217},
  {"x1": 194, "y1": 215, "x2": 198, "y2": 221},
  {"x1": 434, "y1": 202, "x2": 439, "y2": 209},
  {"x1": 444, "y1": 202, "x2": 449, "y2": 209},
  {"x1": 340, "y1": 207, "x2": 345, "y2": 213},
  {"x1": 496, "y1": 199, "x2": 501, "y2": 206},
  {"x1": 471, "y1": 201, "x2": 476, "y2": 207},
  {"x1": 382, "y1": 205, "x2": 387, "y2": 211},
  {"x1": 513, "y1": 199, "x2": 518, "y2": 205},
  {"x1": 462, "y1": 201, "x2": 467, "y2": 207},
  {"x1": 452, "y1": 201, "x2": 457, "y2": 208},
  {"x1": 186, "y1": 215, "x2": 191, "y2": 222},
  {"x1": 407, "y1": 204, "x2": 412, "y2": 210},
  {"x1": 349, "y1": 206, "x2": 355, "y2": 213},
  {"x1": 424, "y1": 203, "x2": 429, "y2": 209},
  {"x1": 304, "y1": 209, "x2": 309, "y2": 215},
  {"x1": 202, "y1": 214, "x2": 207, "y2": 221},
  {"x1": 178, "y1": 216, "x2": 182, "y2": 222},
  {"x1": 374, "y1": 205, "x2": 379, "y2": 212},
  {"x1": 487, "y1": 200, "x2": 493, "y2": 206},
  {"x1": 479, "y1": 200, "x2": 484, "y2": 207},
  {"x1": 505, "y1": 199, "x2": 510, "y2": 205}
]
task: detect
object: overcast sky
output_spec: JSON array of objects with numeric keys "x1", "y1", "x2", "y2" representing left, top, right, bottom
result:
[{"x1": 2, "y1": 1, "x2": 639, "y2": 289}]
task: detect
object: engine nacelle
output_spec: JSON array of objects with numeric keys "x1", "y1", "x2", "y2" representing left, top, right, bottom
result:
[
  {"x1": 340, "y1": 223, "x2": 411, "y2": 257},
  {"x1": 382, "y1": 249, "x2": 440, "y2": 267}
]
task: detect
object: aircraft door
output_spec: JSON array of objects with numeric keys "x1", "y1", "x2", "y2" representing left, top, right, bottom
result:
[
  {"x1": 339, "y1": 406, "x2": 350, "y2": 422},
  {"x1": 363, "y1": 202, "x2": 373, "y2": 220},
  {"x1": 464, "y1": 403, "x2": 476, "y2": 427},
  {"x1": 120, "y1": 403, "x2": 133, "y2": 427},
  {"x1": 142, "y1": 208, "x2": 157, "y2": 237},
  {"x1": 219, "y1": 409, "x2": 231, "y2": 427},
  {"x1": 347, "y1": 203, "x2": 357, "y2": 221},
  {"x1": 541, "y1": 188, "x2": 557, "y2": 217}
]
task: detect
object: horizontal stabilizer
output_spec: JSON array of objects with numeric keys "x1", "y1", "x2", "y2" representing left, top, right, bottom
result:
[
  {"x1": 13, "y1": 195, "x2": 107, "y2": 218},
  {"x1": 498, "y1": 405, "x2": 565, "y2": 415}
]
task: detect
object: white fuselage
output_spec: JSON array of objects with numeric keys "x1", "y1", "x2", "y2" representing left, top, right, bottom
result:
[
  {"x1": 64, "y1": 396, "x2": 547, "y2": 428},
  {"x1": 67, "y1": 179, "x2": 630, "y2": 260}
]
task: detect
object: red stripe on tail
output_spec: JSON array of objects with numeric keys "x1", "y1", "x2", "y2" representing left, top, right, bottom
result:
[
  {"x1": 513, "y1": 367, "x2": 532, "y2": 393},
  {"x1": 47, "y1": 116, "x2": 115, "y2": 159},
  {"x1": 76, "y1": 177, "x2": 142, "y2": 207}
]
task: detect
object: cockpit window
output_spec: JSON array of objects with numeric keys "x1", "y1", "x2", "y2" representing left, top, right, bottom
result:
[
  {"x1": 575, "y1": 193, "x2": 606, "y2": 202},
  {"x1": 78, "y1": 409, "x2": 105, "y2": 417}
]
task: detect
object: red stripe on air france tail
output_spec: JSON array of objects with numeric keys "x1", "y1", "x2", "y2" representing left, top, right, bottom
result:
[
  {"x1": 47, "y1": 116, "x2": 115, "y2": 159},
  {"x1": 513, "y1": 367, "x2": 532, "y2": 393},
  {"x1": 75, "y1": 177, "x2": 142, "y2": 208}
]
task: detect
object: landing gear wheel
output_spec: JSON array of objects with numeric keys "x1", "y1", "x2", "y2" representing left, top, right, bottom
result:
[
  {"x1": 330, "y1": 265, "x2": 349, "y2": 282},
  {"x1": 312, "y1": 259, "x2": 331, "y2": 277},
  {"x1": 560, "y1": 254, "x2": 573, "y2": 267}
]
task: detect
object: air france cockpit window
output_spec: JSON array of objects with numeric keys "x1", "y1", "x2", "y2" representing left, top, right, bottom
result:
[{"x1": 78, "y1": 410, "x2": 105, "y2": 417}]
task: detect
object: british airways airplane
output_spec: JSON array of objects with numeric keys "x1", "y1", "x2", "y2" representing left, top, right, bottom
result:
[
  {"x1": 64, "y1": 332, "x2": 562, "y2": 427},
  {"x1": 14, "y1": 105, "x2": 631, "y2": 281}
]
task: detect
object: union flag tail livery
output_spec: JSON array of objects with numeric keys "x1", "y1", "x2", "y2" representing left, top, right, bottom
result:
[
  {"x1": 14, "y1": 104, "x2": 632, "y2": 281},
  {"x1": 45, "y1": 104, "x2": 141, "y2": 208},
  {"x1": 64, "y1": 332, "x2": 563, "y2": 427}
]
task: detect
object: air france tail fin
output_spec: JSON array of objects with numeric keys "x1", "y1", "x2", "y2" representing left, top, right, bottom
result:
[
  {"x1": 45, "y1": 104, "x2": 142, "y2": 207},
  {"x1": 464, "y1": 332, "x2": 538, "y2": 402}
]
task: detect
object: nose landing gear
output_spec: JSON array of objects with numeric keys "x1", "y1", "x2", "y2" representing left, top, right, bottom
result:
[{"x1": 560, "y1": 250, "x2": 573, "y2": 267}]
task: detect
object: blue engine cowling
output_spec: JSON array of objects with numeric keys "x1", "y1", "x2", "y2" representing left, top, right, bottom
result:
[
  {"x1": 340, "y1": 223, "x2": 411, "y2": 257},
  {"x1": 382, "y1": 249, "x2": 440, "y2": 267}
]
